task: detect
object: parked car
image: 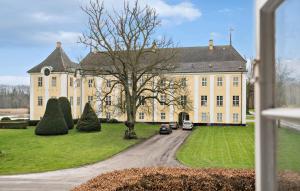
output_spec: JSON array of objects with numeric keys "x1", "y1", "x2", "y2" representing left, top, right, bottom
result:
[
  {"x1": 182, "y1": 120, "x2": 193, "y2": 130},
  {"x1": 169, "y1": 121, "x2": 179, "y2": 129},
  {"x1": 159, "y1": 124, "x2": 172, "y2": 134}
]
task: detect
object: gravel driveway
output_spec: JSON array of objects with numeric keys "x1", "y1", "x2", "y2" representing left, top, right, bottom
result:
[{"x1": 0, "y1": 129, "x2": 190, "y2": 191}]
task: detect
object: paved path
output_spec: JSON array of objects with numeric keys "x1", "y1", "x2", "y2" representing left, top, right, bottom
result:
[{"x1": 0, "y1": 130, "x2": 190, "y2": 191}]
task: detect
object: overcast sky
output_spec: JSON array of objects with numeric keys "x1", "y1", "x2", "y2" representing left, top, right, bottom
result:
[{"x1": 0, "y1": 0, "x2": 254, "y2": 85}]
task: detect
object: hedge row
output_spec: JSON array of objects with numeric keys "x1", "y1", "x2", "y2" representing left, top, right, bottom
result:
[
  {"x1": 72, "y1": 167, "x2": 256, "y2": 191},
  {"x1": 0, "y1": 121, "x2": 28, "y2": 129}
]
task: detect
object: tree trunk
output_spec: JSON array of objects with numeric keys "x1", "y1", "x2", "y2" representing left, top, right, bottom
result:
[{"x1": 124, "y1": 94, "x2": 137, "y2": 139}]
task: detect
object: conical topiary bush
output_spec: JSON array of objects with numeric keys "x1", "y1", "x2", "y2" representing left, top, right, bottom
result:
[
  {"x1": 58, "y1": 97, "x2": 74, "y2": 129},
  {"x1": 35, "y1": 98, "x2": 68, "y2": 136},
  {"x1": 76, "y1": 102, "x2": 101, "y2": 132}
]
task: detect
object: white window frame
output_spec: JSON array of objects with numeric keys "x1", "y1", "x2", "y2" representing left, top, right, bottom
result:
[
  {"x1": 69, "y1": 96, "x2": 73, "y2": 106},
  {"x1": 106, "y1": 80, "x2": 111, "y2": 87},
  {"x1": 233, "y1": 96, "x2": 239, "y2": 107},
  {"x1": 106, "y1": 112, "x2": 111, "y2": 120},
  {"x1": 51, "y1": 77, "x2": 57, "y2": 87},
  {"x1": 217, "y1": 76, "x2": 223, "y2": 86},
  {"x1": 161, "y1": 112, "x2": 166, "y2": 120},
  {"x1": 37, "y1": 96, "x2": 43, "y2": 106},
  {"x1": 201, "y1": 95, "x2": 207, "y2": 106},
  {"x1": 202, "y1": 77, "x2": 207, "y2": 86},
  {"x1": 88, "y1": 96, "x2": 93, "y2": 102},
  {"x1": 160, "y1": 94, "x2": 166, "y2": 105},
  {"x1": 233, "y1": 76, "x2": 239, "y2": 87},
  {"x1": 77, "y1": 96, "x2": 81, "y2": 106},
  {"x1": 255, "y1": 0, "x2": 286, "y2": 190},
  {"x1": 233, "y1": 113, "x2": 239, "y2": 122},
  {"x1": 181, "y1": 77, "x2": 187, "y2": 87},
  {"x1": 139, "y1": 112, "x2": 144, "y2": 120},
  {"x1": 180, "y1": 95, "x2": 187, "y2": 106},
  {"x1": 217, "y1": 113, "x2": 222, "y2": 122},
  {"x1": 201, "y1": 112, "x2": 207, "y2": 122},
  {"x1": 105, "y1": 96, "x2": 111, "y2": 105},
  {"x1": 38, "y1": 77, "x2": 43, "y2": 87},
  {"x1": 216, "y1": 96, "x2": 223, "y2": 107},
  {"x1": 88, "y1": 79, "x2": 93, "y2": 88}
]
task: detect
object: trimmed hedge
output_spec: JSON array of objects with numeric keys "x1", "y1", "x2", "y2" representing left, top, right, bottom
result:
[
  {"x1": 35, "y1": 98, "x2": 68, "y2": 136},
  {"x1": 76, "y1": 102, "x2": 101, "y2": 132},
  {"x1": 1, "y1": 117, "x2": 11, "y2": 121},
  {"x1": 0, "y1": 121, "x2": 28, "y2": 129},
  {"x1": 108, "y1": 118, "x2": 119, "y2": 123},
  {"x1": 58, "y1": 97, "x2": 74, "y2": 129},
  {"x1": 72, "y1": 167, "x2": 255, "y2": 191}
]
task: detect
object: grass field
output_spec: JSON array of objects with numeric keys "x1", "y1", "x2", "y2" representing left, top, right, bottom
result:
[
  {"x1": 246, "y1": 115, "x2": 255, "y2": 120},
  {"x1": 177, "y1": 123, "x2": 300, "y2": 171},
  {"x1": 0, "y1": 123, "x2": 157, "y2": 175},
  {"x1": 177, "y1": 123, "x2": 255, "y2": 169}
]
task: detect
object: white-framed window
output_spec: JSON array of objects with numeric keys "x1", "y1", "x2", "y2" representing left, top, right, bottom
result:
[
  {"x1": 233, "y1": 77, "x2": 239, "y2": 87},
  {"x1": 77, "y1": 97, "x2": 81, "y2": 106},
  {"x1": 51, "y1": 77, "x2": 56, "y2": 87},
  {"x1": 139, "y1": 96, "x2": 145, "y2": 105},
  {"x1": 217, "y1": 77, "x2": 223, "y2": 86},
  {"x1": 139, "y1": 112, "x2": 144, "y2": 120},
  {"x1": 88, "y1": 79, "x2": 93, "y2": 88},
  {"x1": 106, "y1": 112, "x2": 111, "y2": 119},
  {"x1": 160, "y1": 78, "x2": 166, "y2": 87},
  {"x1": 69, "y1": 96, "x2": 73, "y2": 106},
  {"x1": 88, "y1": 96, "x2": 93, "y2": 102},
  {"x1": 217, "y1": 113, "x2": 222, "y2": 122},
  {"x1": 38, "y1": 77, "x2": 43, "y2": 87},
  {"x1": 217, "y1": 96, "x2": 223, "y2": 107},
  {"x1": 233, "y1": 113, "x2": 239, "y2": 122},
  {"x1": 201, "y1": 95, "x2": 207, "y2": 106},
  {"x1": 160, "y1": 94, "x2": 166, "y2": 105},
  {"x1": 202, "y1": 77, "x2": 207, "y2": 86},
  {"x1": 105, "y1": 96, "x2": 111, "y2": 105},
  {"x1": 37, "y1": 96, "x2": 43, "y2": 106},
  {"x1": 180, "y1": 95, "x2": 187, "y2": 106},
  {"x1": 181, "y1": 77, "x2": 187, "y2": 87},
  {"x1": 161, "y1": 112, "x2": 166, "y2": 120},
  {"x1": 233, "y1": 96, "x2": 239, "y2": 107},
  {"x1": 106, "y1": 80, "x2": 111, "y2": 87},
  {"x1": 201, "y1": 112, "x2": 207, "y2": 122},
  {"x1": 70, "y1": 77, "x2": 73, "y2": 87}
]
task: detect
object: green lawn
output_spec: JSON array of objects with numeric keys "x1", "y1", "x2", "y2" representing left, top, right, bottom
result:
[
  {"x1": 177, "y1": 123, "x2": 300, "y2": 171},
  {"x1": 0, "y1": 123, "x2": 157, "y2": 175},
  {"x1": 177, "y1": 123, "x2": 255, "y2": 169}
]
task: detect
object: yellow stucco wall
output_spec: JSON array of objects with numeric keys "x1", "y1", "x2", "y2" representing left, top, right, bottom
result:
[{"x1": 30, "y1": 71, "x2": 246, "y2": 124}]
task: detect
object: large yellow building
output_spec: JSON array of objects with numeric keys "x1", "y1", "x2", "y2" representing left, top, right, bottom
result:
[{"x1": 28, "y1": 41, "x2": 247, "y2": 125}]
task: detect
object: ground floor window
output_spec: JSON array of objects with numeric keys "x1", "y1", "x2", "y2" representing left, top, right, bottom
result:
[
  {"x1": 106, "y1": 112, "x2": 111, "y2": 120},
  {"x1": 139, "y1": 112, "x2": 144, "y2": 120},
  {"x1": 233, "y1": 113, "x2": 239, "y2": 122},
  {"x1": 70, "y1": 96, "x2": 73, "y2": 106},
  {"x1": 77, "y1": 97, "x2": 81, "y2": 106},
  {"x1": 88, "y1": 96, "x2": 93, "y2": 103},
  {"x1": 37, "y1": 96, "x2": 43, "y2": 106},
  {"x1": 201, "y1": 112, "x2": 207, "y2": 122},
  {"x1": 161, "y1": 112, "x2": 166, "y2": 120},
  {"x1": 217, "y1": 113, "x2": 223, "y2": 122}
]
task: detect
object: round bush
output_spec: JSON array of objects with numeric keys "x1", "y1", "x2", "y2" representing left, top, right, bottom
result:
[
  {"x1": 76, "y1": 102, "x2": 101, "y2": 132},
  {"x1": 1, "y1": 117, "x2": 11, "y2": 121},
  {"x1": 108, "y1": 118, "x2": 119, "y2": 123},
  {"x1": 58, "y1": 97, "x2": 74, "y2": 129},
  {"x1": 35, "y1": 98, "x2": 68, "y2": 136}
]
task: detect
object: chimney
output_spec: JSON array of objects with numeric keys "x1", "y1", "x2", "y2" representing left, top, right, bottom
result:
[
  {"x1": 209, "y1": 39, "x2": 214, "y2": 50},
  {"x1": 56, "y1": 41, "x2": 62, "y2": 48}
]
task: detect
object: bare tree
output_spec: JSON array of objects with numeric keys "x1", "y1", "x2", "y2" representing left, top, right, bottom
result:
[
  {"x1": 79, "y1": 0, "x2": 190, "y2": 139},
  {"x1": 275, "y1": 58, "x2": 294, "y2": 106}
]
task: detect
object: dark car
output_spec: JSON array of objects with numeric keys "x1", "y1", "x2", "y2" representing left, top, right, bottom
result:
[
  {"x1": 169, "y1": 122, "x2": 179, "y2": 129},
  {"x1": 159, "y1": 124, "x2": 172, "y2": 134}
]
